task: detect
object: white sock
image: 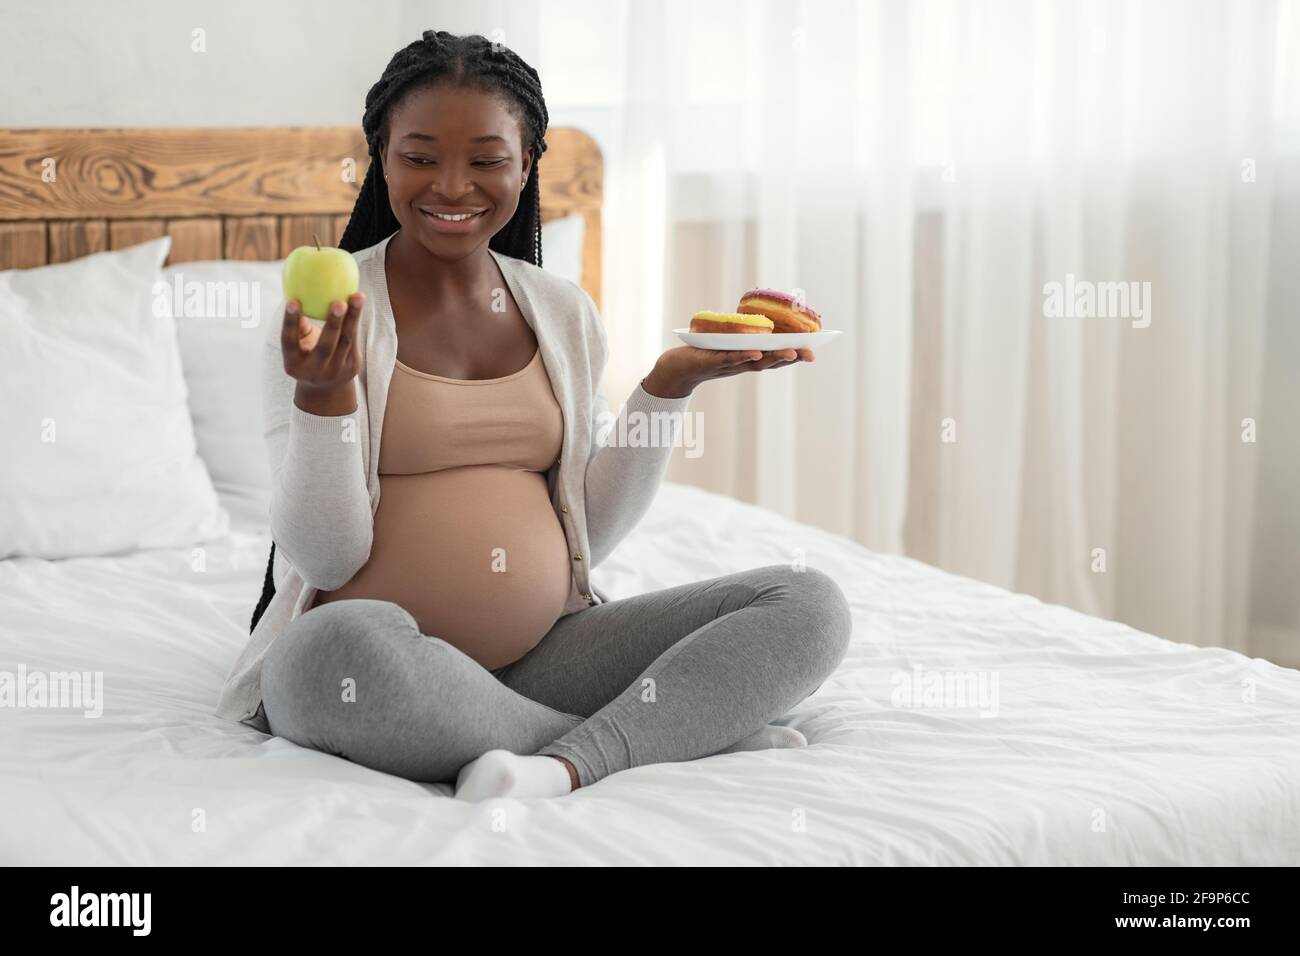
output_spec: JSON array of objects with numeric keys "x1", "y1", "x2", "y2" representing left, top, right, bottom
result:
[
  {"x1": 454, "y1": 749, "x2": 574, "y2": 801},
  {"x1": 718, "y1": 723, "x2": 808, "y2": 754}
]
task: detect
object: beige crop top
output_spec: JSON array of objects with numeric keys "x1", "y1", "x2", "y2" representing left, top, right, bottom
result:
[{"x1": 311, "y1": 346, "x2": 575, "y2": 669}]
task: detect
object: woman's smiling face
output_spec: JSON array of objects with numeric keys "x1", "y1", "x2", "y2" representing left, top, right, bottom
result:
[{"x1": 380, "y1": 83, "x2": 533, "y2": 258}]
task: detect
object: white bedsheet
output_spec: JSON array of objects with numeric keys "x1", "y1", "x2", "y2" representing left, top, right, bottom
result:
[{"x1": 2, "y1": 482, "x2": 1298, "y2": 865}]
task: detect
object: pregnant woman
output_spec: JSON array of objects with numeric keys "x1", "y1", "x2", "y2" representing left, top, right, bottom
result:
[{"x1": 214, "y1": 30, "x2": 852, "y2": 800}]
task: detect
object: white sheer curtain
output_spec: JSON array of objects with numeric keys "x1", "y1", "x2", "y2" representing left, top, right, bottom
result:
[{"x1": 435, "y1": 0, "x2": 1299, "y2": 660}]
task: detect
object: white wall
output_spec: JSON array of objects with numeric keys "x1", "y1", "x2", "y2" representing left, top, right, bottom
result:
[{"x1": 0, "y1": 0, "x2": 546, "y2": 128}]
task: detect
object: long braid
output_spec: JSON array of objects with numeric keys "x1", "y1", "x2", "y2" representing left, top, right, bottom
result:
[{"x1": 250, "y1": 30, "x2": 550, "y2": 634}]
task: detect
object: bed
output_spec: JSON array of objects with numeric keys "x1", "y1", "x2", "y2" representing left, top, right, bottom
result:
[{"x1": 2, "y1": 128, "x2": 1298, "y2": 866}]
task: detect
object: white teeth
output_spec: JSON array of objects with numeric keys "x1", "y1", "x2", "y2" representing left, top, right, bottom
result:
[{"x1": 426, "y1": 210, "x2": 481, "y2": 222}]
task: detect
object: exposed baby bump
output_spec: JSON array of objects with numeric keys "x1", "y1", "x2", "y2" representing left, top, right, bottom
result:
[{"x1": 314, "y1": 465, "x2": 573, "y2": 669}]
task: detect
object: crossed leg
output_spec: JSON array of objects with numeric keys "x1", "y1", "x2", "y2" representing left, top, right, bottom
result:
[{"x1": 260, "y1": 565, "x2": 852, "y2": 789}]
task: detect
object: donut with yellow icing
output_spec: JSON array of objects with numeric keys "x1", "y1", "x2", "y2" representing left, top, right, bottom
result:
[
  {"x1": 736, "y1": 289, "x2": 822, "y2": 333},
  {"x1": 689, "y1": 310, "x2": 774, "y2": 334}
]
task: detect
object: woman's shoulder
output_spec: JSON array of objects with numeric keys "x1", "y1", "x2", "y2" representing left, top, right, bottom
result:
[
  {"x1": 494, "y1": 249, "x2": 587, "y2": 302},
  {"x1": 491, "y1": 250, "x2": 604, "y2": 344}
]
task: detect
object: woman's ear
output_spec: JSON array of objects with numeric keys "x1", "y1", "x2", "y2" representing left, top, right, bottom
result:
[{"x1": 522, "y1": 146, "x2": 533, "y2": 184}]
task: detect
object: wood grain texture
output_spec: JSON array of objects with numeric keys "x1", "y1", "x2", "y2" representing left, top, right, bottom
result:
[
  {"x1": 0, "y1": 222, "x2": 45, "y2": 268},
  {"x1": 538, "y1": 128, "x2": 603, "y2": 308},
  {"x1": 48, "y1": 220, "x2": 107, "y2": 263},
  {"x1": 0, "y1": 127, "x2": 367, "y2": 219},
  {"x1": 165, "y1": 218, "x2": 222, "y2": 264},
  {"x1": 280, "y1": 216, "x2": 337, "y2": 258},
  {"x1": 223, "y1": 217, "x2": 278, "y2": 262},
  {"x1": 108, "y1": 219, "x2": 165, "y2": 251},
  {"x1": 0, "y1": 126, "x2": 604, "y2": 309},
  {"x1": 332, "y1": 215, "x2": 351, "y2": 246}
]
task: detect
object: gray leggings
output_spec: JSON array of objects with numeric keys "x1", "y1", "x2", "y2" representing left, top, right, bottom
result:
[{"x1": 259, "y1": 564, "x2": 852, "y2": 787}]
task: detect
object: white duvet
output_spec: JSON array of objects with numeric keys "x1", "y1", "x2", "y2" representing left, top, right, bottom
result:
[{"x1": 2, "y1": 482, "x2": 1298, "y2": 865}]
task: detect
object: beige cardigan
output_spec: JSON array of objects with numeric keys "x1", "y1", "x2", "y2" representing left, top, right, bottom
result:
[{"x1": 214, "y1": 231, "x2": 693, "y2": 731}]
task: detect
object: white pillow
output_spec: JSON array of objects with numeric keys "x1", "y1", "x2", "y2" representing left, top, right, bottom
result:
[
  {"x1": 164, "y1": 257, "x2": 283, "y2": 513},
  {"x1": 0, "y1": 236, "x2": 229, "y2": 559},
  {"x1": 540, "y1": 214, "x2": 586, "y2": 288}
]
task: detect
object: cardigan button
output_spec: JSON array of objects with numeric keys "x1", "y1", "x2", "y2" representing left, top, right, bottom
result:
[
  {"x1": 560, "y1": 504, "x2": 568, "y2": 513},
  {"x1": 572, "y1": 553, "x2": 583, "y2": 562}
]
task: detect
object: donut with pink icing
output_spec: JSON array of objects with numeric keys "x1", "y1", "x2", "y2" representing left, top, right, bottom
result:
[{"x1": 736, "y1": 288, "x2": 822, "y2": 333}]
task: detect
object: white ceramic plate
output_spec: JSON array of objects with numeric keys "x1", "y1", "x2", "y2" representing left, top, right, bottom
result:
[{"x1": 673, "y1": 328, "x2": 843, "y2": 351}]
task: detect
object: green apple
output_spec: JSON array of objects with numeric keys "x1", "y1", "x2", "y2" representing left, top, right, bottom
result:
[{"x1": 282, "y1": 237, "x2": 360, "y2": 321}]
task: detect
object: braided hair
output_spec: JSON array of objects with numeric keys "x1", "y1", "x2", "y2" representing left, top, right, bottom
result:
[{"x1": 249, "y1": 30, "x2": 550, "y2": 633}]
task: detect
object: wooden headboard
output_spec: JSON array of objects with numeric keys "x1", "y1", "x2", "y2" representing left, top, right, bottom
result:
[{"x1": 0, "y1": 126, "x2": 604, "y2": 308}]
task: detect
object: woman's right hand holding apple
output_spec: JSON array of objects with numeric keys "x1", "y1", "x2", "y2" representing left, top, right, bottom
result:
[{"x1": 282, "y1": 292, "x2": 366, "y2": 416}]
